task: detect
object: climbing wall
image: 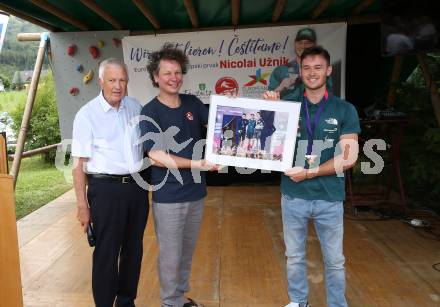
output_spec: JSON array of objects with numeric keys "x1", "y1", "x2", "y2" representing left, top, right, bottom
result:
[{"x1": 50, "y1": 31, "x2": 129, "y2": 139}]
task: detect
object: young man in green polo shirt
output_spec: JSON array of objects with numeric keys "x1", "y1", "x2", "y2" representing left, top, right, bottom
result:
[{"x1": 263, "y1": 46, "x2": 360, "y2": 307}]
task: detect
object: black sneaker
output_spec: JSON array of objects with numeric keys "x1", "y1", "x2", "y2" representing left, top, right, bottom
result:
[{"x1": 183, "y1": 298, "x2": 204, "y2": 307}]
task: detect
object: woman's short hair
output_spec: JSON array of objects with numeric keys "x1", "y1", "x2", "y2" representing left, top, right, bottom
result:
[{"x1": 147, "y1": 43, "x2": 189, "y2": 87}]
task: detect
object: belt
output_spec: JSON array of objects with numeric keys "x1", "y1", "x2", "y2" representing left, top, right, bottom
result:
[{"x1": 87, "y1": 173, "x2": 135, "y2": 184}]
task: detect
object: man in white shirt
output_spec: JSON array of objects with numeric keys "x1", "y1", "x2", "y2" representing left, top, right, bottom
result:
[{"x1": 72, "y1": 58, "x2": 149, "y2": 307}]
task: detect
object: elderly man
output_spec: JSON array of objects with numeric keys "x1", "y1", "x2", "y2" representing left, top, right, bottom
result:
[{"x1": 72, "y1": 58, "x2": 149, "y2": 307}]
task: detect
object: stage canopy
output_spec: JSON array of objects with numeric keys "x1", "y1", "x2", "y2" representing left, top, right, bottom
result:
[
  {"x1": 0, "y1": 0, "x2": 419, "y2": 111},
  {"x1": 0, "y1": 0, "x2": 380, "y2": 33}
]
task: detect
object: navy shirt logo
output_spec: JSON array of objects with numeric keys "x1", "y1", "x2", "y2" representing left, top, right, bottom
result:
[{"x1": 186, "y1": 112, "x2": 194, "y2": 121}]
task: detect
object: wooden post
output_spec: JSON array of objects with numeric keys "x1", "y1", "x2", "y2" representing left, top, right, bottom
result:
[
  {"x1": 17, "y1": 32, "x2": 41, "y2": 41},
  {"x1": 0, "y1": 173, "x2": 23, "y2": 305},
  {"x1": 387, "y1": 55, "x2": 403, "y2": 107},
  {"x1": 10, "y1": 33, "x2": 48, "y2": 188},
  {"x1": 417, "y1": 53, "x2": 440, "y2": 126},
  {"x1": 0, "y1": 133, "x2": 7, "y2": 174}
]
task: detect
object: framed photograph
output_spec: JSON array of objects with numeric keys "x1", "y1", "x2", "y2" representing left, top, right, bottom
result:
[{"x1": 205, "y1": 95, "x2": 301, "y2": 172}]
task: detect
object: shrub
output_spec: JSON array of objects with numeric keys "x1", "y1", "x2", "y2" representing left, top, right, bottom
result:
[
  {"x1": 10, "y1": 71, "x2": 60, "y2": 162},
  {"x1": 396, "y1": 53, "x2": 440, "y2": 211}
]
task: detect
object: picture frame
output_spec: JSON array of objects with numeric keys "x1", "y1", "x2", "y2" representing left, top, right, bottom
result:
[{"x1": 205, "y1": 95, "x2": 301, "y2": 172}]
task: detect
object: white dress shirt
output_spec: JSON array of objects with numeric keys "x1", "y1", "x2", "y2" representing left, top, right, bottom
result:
[{"x1": 72, "y1": 92, "x2": 143, "y2": 175}]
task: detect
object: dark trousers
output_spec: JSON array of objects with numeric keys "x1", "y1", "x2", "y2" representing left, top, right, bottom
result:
[{"x1": 87, "y1": 178, "x2": 149, "y2": 307}]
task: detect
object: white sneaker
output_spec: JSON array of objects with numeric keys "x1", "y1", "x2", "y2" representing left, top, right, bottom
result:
[{"x1": 284, "y1": 303, "x2": 309, "y2": 307}]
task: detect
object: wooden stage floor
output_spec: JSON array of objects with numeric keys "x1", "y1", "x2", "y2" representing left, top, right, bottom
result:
[{"x1": 17, "y1": 186, "x2": 440, "y2": 307}]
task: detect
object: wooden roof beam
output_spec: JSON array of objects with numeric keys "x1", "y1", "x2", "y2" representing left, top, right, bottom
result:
[
  {"x1": 183, "y1": 0, "x2": 199, "y2": 28},
  {"x1": 310, "y1": 0, "x2": 332, "y2": 19},
  {"x1": 351, "y1": 0, "x2": 375, "y2": 15},
  {"x1": 272, "y1": 0, "x2": 286, "y2": 23},
  {"x1": 0, "y1": 3, "x2": 59, "y2": 32},
  {"x1": 131, "y1": 0, "x2": 161, "y2": 30},
  {"x1": 29, "y1": 0, "x2": 88, "y2": 31},
  {"x1": 79, "y1": 0, "x2": 123, "y2": 30},
  {"x1": 231, "y1": 0, "x2": 240, "y2": 26}
]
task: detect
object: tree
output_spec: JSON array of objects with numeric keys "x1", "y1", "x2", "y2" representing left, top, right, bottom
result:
[
  {"x1": 10, "y1": 72, "x2": 61, "y2": 162},
  {"x1": 0, "y1": 16, "x2": 47, "y2": 86},
  {"x1": 396, "y1": 53, "x2": 440, "y2": 212},
  {"x1": 0, "y1": 75, "x2": 11, "y2": 89}
]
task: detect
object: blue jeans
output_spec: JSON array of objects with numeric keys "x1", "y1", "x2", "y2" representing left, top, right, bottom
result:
[{"x1": 281, "y1": 195, "x2": 347, "y2": 307}]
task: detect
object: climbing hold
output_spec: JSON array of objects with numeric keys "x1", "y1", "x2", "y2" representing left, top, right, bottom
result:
[
  {"x1": 89, "y1": 46, "x2": 100, "y2": 59},
  {"x1": 69, "y1": 87, "x2": 79, "y2": 96},
  {"x1": 67, "y1": 44, "x2": 77, "y2": 56},
  {"x1": 112, "y1": 38, "x2": 121, "y2": 47},
  {"x1": 98, "y1": 40, "x2": 105, "y2": 48},
  {"x1": 76, "y1": 64, "x2": 84, "y2": 73},
  {"x1": 83, "y1": 70, "x2": 94, "y2": 84}
]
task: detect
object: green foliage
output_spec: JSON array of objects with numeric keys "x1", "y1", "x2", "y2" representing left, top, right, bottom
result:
[
  {"x1": 0, "y1": 90, "x2": 27, "y2": 113},
  {"x1": 0, "y1": 74, "x2": 10, "y2": 89},
  {"x1": 0, "y1": 63, "x2": 18, "y2": 89},
  {"x1": 10, "y1": 72, "x2": 60, "y2": 162},
  {"x1": 12, "y1": 156, "x2": 72, "y2": 220},
  {"x1": 396, "y1": 53, "x2": 440, "y2": 211},
  {"x1": 0, "y1": 16, "x2": 47, "y2": 86}
]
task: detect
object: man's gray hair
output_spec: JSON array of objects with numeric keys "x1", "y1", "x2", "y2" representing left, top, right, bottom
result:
[{"x1": 98, "y1": 58, "x2": 129, "y2": 80}]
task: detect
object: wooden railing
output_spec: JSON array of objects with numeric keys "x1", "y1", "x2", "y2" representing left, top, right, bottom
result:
[{"x1": 8, "y1": 143, "x2": 61, "y2": 161}]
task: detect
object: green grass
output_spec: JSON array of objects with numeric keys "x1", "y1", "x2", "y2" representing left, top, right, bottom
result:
[
  {"x1": 0, "y1": 90, "x2": 27, "y2": 113},
  {"x1": 11, "y1": 155, "x2": 73, "y2": 220}
]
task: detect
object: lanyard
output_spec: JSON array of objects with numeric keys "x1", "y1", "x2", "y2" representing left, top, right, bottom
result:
[{"x1": 303, "y1": 90, "x2": 328, "y2": 155}]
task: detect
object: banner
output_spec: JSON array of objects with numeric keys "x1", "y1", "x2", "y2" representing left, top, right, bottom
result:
[
  {"x1": 123, "y1": 22, "x2": 346, "y2": 104},
  {"x1": 0, "y1": 12, "x2": 9, "y2": 53}
]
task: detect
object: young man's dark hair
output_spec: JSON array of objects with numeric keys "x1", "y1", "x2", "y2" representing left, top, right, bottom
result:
[
  {"x1": 300, "y1": 45, "x2": 331, "y2": 65},
  {"x1": 147, "y1": 43, "x2": 189, "y2": 87}
]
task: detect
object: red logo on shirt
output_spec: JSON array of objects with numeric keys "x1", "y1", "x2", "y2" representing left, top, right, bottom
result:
[{"x1": 186, "y1": 112, "x2": 194, "y2": 121}]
